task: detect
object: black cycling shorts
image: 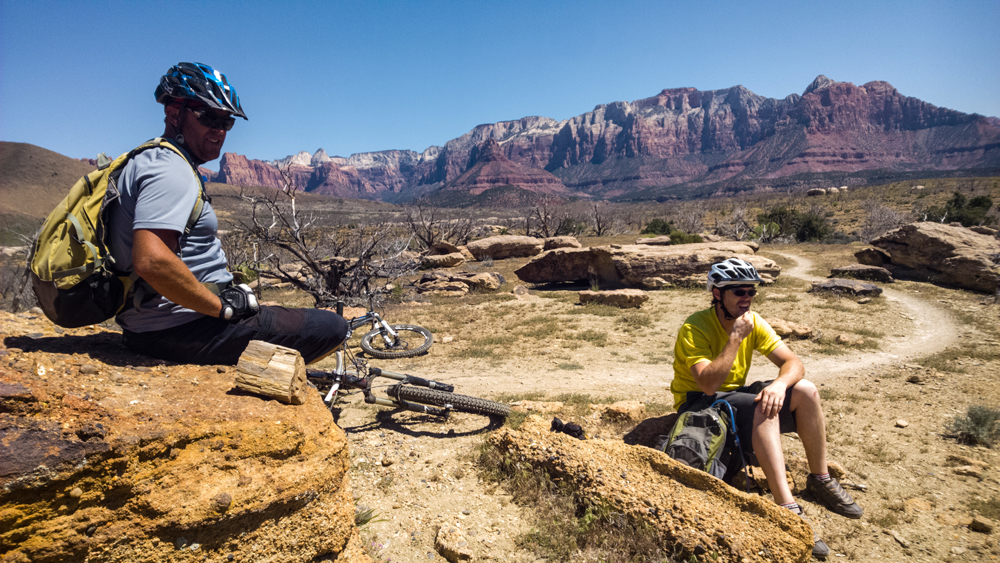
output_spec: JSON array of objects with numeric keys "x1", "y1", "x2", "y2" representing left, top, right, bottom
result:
[
  {"x1": 678, "y1": 379, "x2": 799, "y2": 454},
  {"x1": 122, "y1": 305, "x2": 348, "y2": 365}
]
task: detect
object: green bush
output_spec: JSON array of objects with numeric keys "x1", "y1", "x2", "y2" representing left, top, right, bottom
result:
[
  {"x1": 757, "y1": 206, "x2": 831, "y2": 242},
  {"x1": 946, "y1": 405, "x2": 1000, "y2": 447},
  {"x1": 925, "y1": 192, "x2": 995, "y2": 226},
  {"x1": 667, "y1": 229, "x2": 703, "y2": 244},
  {"x1": 640, "y1": 218, "x2": 674, "y2": 235}
]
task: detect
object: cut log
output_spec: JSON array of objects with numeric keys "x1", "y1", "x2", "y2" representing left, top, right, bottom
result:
[{"x1": 235, "y1": 340, "x2": 307, "y2": 404}]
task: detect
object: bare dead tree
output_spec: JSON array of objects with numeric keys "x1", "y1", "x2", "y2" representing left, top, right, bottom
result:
[
  {"x1": 526, "y1": 203, "x2": 557, "y2": 238},
  {"x1": 590, "y1": 203, "x2": 618, "y2": 236},
  {"x1": 402, "y1": 205, "x2": 474, "y2": 250},
  {"x1": 236, "y1": 167, "x2": 415, "y2": 309},
  {"x1": 860, "y1": 198, "x2": 907, "y2": 242},
  {"x1": 714, "y1": 203, "x2": 755, "y2": 241},
  {"x1": 673, "y1": 201, "x2": 706, "y2": 235}
]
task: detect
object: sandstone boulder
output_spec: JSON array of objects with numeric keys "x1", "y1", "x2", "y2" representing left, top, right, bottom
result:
[
  {"x1": 807, "y1": 188, "x2": 826, "y2": 196},
  {"x1": 970, "y1": 226, "x2": 997, "y2": 237},
  {"x1": 543, "y1": 236, "x2": 582, "y2": 250},
  {"x1": 636, "y1": 235, "x2": 672, "y2": 245},
  {"x1": 579, "y1": 289, "x2": 649, "y2": 308},
  {"x1": 0, "y1": 322, "x2": 365, "y2": 563},
  {"x1": 490, "y1": 419, "x2": 812, "y2": 563},
  {"x1": 766, "y1": 318, "x2": 813, "y2": 339},
  {"x1": 866, "y1": 222, "x2": 1000, "y2": 293},
  {"x1": 855, "y1": 246, "x2": 891, "y2": 267},
  {"x1": 810, "y1": 278, "x2": 883, "y2": 297},
  {"x1": 514, "y1": 242, "x2": 779, "y2": 288},
  {"x1": 429, "y1": 241, "x2": 462, "y2": 255},
  {"x1": 829, "y1": 264, "x2": 894, "y2": 283},
  {"x1": 415, "y1": 271, "x2": 507, "y2": 295},
  {"x1": 421, "y1": 252, "x2": 465, "y2": 269},
  {"x1": 595, "y1": 401, "x2": 646, "y2": 422},
  {"x1": 466, "y1": 235, "x2": 544, "y2": 260}
]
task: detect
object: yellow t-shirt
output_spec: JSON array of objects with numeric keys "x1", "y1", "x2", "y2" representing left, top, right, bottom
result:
[{"x1": 671, "y1": 308, "x2": 783, "y2": 409}]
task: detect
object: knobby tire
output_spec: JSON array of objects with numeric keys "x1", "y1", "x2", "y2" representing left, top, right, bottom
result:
[
  {"x1": 360, "y1": 324, "x2": 433, "y2": 359},
  {"x1": 393, "y1": 385, "x2": 510, "y2": 417}
]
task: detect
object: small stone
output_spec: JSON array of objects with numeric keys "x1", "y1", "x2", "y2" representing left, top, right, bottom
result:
[
  {"x1": 175, "y1": 537, "x2": 188, "y2": 549},
  {"x1": 189, "y1": 543, "x2": 200, "y2": 551},
  {"x1": 381, "y1": 457, "x2": 395, "y2": 467},
  {"x1": 955, "y1": 466, "x2": 983, "y2": 478},
  {"x1": 69, "y1": 487, "x2": 83, "y2": 498},
  {"x1": 441, "y1": 336, "x2": 454, "y2": 344},
  {"x1": 211, "y1": 492, "x2": 232, "y2": 513},
  {"x1": 883, "y1": 529, "x2": 910, "y2": 548},
  {"x1": 952, "y1": 546, "x2": 966, "y2": 555},
  {"x1": 971, "y1": 516, "x2": 995, "y2": 534},
  {"x1": 895, "y1": 420, "x2": 909, "y2": 428},
  {"x1": 80, "y1": 364, "x2": 98, "y2": 375},
  {"x1": 30, "y1": 306, "x2": 44, "y2": 315},
  {"x1": 217, "y1": 366, "x2": 227, "y2": 373},
  {"x1": 462, "y1": 509, "x2": 471, "y2": 515},
  {"x1": 906, "y1": 374, "x2": 924, "y2": 384},
  {"x1": 858, "y1": 297, "x2": 871, "y2": 304},
  {"x1": 85, "y1": 525, "x2": 97, "y2": 536}
]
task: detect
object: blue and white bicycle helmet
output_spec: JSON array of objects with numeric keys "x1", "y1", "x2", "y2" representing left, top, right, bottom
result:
[
  {"x1": 155, "y1": 62, "x2": 247, "y2": 119},
  {"x1": 707, "y1": 258, "x2": 763, "y2": 291}
]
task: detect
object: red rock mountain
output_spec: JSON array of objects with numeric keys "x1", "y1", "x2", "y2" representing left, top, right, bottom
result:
[
  {"x1": 212, "y1": 76, "x2": 1000, "y2": 202},
  {"x1": 439, "y1": 139, "x2": 569, "y2": 195}
]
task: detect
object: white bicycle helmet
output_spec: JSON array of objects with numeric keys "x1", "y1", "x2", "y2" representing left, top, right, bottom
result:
[{"x1": 707, "y1": 258, "x2": 763, "y2": 291}]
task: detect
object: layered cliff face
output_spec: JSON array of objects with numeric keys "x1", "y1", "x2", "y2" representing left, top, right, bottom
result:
[
  {"x1": 440, "y1": 139, "x2": 569, "y2": 195},
  {"x1": 212, "y1": 76, "x2": 1000, "y2": 202}
]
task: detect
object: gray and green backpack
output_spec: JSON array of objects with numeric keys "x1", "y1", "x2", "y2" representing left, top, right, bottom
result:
[{"x1": 658, "y1": 399, "x2": 745, "y2": 482}]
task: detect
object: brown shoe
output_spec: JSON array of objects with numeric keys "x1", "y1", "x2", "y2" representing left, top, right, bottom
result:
[
  {"x1": 806, "y1": 474, "x2": 863, "y2": 519},
  {"x1": 787, "y1": 504, "x2": 829, "y2": 559}
]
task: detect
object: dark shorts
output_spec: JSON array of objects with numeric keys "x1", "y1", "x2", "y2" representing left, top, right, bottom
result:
[
  {"x1": 122, "y1": 306, "x2": 349, "y2": 365},
  {"x1": 678, "y1": 379, "x2": 798, "y2": 455}
]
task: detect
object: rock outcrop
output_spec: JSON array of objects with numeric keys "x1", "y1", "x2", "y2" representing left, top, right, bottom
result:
[
  {"x1": 489, "y1": 417, "x2": 812, "y2": 563},
  {"x1": 514, "y1": 241, "x2": 778, "y2": 288},
  {"x1": 0, "y1": 314, "x2": 366, "y2": 563},
  {"x1": 415, "y1": 271, "x2": 507, "y2": 296},
  {"x1": 543, "y1": 236, "x2": 582, "y2": 250},
  {"x1": 860, "y1": 222, "x2": 1000, "y2": 293},
  {"x1": 829, "y1": 264, "x2": 894, "y2": 283},
  {"x1": 579, "y1": 289, "x2": 649, "y2": 308},
  {"x1": 810, "y1": 278, "x2": 883, "y2": 297},
  {"x1": 466, "y1": 235, "x2": 544, "y2": 260}
]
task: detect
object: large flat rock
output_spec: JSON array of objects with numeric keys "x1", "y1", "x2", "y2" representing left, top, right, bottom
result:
[
  {"x1": 866, "y1": 222, "x2": 1000, "y2": 293},
  {"x1": 490, "y1": 418, "x2": 812, "y2": 563},
  {"x1": 0, "y1": 314, "x2": 366, "y2": 563},
  {"x1": 514, "y1": 241, "x2": 779, "y2": 288}
]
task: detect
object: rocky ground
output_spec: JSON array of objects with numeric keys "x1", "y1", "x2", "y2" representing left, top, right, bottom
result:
[{"x1": 3, "y1": 242, "x2": 1000, "y2": 562}]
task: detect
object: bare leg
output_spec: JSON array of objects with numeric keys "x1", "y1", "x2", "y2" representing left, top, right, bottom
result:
[
  {"x1": 788, "y1": 379, "x2": 828, "y2": 475},
  {"x1": 751, "y1": 405, "x2": 795, "y2": 505}
]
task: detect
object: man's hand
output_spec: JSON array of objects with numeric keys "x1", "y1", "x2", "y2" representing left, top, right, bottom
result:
[
  {"x1": 755, "y1": 380, "x2": 787, "y2": 418},
  {"x1": 731, "y1": 312, "x2": 754, "y2": 342},
  {"x1": 219, "y1": 284, "x2": 260, "y2": 321}
]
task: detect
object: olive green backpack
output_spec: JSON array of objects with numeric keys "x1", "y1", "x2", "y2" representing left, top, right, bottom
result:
[{"x1": 27, "y1": 138, "x2": 205, "y2": 328}]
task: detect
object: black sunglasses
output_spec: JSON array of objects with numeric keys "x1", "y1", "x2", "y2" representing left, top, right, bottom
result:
[
  {"x1": 189, "y1": 107, "x2": 236, "y2": 131},
  {"x1": 728, "y1": 288, "x2": 757, "y2": 297}
]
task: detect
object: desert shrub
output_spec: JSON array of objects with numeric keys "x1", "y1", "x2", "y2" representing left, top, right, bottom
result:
[
  {"x1": 640, "y1": 218, "x2": 674, "y2": 235},
  {"x1": 924, "y1": 192, "x2": 996, "y2": 226},
  {"x1": 946, "y1": 405, "x2": 1000, "y2": 447},
  {"x1": 757, "y1": 206, "x2": 831, "y2": 242},
  {"x1": 666, "y1": 229, "x2": 703, "y2": 244}
]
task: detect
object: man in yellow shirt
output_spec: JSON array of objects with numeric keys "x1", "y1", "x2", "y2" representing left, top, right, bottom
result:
[{"x1": 672, "y1": 258, "x2": 862, "y2": 559}]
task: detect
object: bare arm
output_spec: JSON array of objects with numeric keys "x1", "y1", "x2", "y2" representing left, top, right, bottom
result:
[
  {"x1": 753, "y1": 343, "x2": 805, "y2": 417},
  {"x1": 689, "y1": 311, "x2": 755, "y2": 395},
  {"x1": 132, "y1": 229, "x2": 223, "y2": 318}
]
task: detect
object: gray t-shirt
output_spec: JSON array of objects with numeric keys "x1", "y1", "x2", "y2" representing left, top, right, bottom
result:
[{"x1": 108, "y1": 145, "x2": 232, "y2": 332}]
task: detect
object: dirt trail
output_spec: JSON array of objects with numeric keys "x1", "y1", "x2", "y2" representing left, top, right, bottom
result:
[{"x1": 764, "y1": 251, "x2": 959, "y2": 383}]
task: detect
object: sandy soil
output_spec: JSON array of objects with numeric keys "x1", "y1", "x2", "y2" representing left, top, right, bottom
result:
[{"x1": 336, "y1": 245, "x2": 1000, "y2": 562}]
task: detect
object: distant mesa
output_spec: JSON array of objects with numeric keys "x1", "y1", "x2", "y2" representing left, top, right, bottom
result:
[{"x1": 8, "y1": 74, "x2": 1000, "y2": 208}]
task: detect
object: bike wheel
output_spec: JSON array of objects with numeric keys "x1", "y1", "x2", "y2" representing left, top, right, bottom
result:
[
  {"x1": 391, "y1": 385, "x2": 510, "y2": 417},
  {"x1": 360, "y1": 324, "x2": 433, "y2": 359}
]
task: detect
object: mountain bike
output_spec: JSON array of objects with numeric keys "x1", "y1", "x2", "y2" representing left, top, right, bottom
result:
[
  {"x1": 345, "y1": 305, "x2": 433, "y2": 359},
  {"x1": 306, "y1": 303, "x2": 509, "y2": 418}
]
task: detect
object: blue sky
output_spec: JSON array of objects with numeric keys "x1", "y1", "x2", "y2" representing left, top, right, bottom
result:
[{"x1": 1, "y1": 0, "x2": 998, "y2": 169}]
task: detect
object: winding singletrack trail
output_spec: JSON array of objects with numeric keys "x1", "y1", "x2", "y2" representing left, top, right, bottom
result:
[{"x1": 764, "y1": 251, "x2": 960, "y2": 382}]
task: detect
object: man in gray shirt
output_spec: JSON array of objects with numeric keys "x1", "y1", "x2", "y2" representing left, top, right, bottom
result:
[{"x1": 109, "y1": 62, "x2": 347, "y2": 365}]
